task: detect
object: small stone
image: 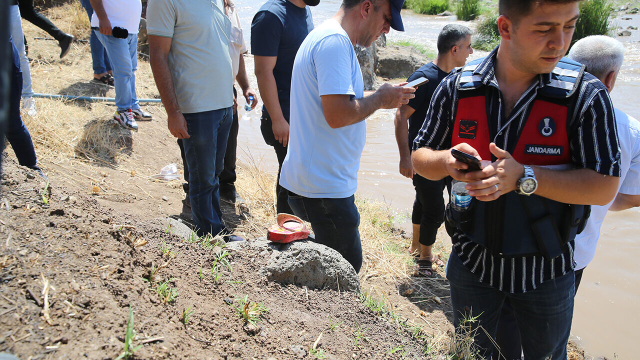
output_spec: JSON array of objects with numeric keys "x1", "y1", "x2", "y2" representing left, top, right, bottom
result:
[
  {"x1": 290, "y1": 345, "x2": 306, "y2": 358},
  {"x1": 69, "y1": 196, "x2": 77, "y2": 203},
  {"x1": 627, "y1": 7, "x2": 639, "y2": 14},
  {"x1": 162, "y1": 196, "x2": 169, "y2": 201},
  {"x1": 243, "y1": 323, "x2": 260, "y2": 335},
  {"x1": 70, "y1": 281, "x2": 80, "y2": 291},
  {"x1": 60, "y1": 195, "x2": 69, "y2": 202},
  {"x1": 628, "y1": 26, "x2": 638, "y2": 30},
  {"x1": 18, "y1": 249, "x2": 28, "y2": 256},
  {"x1": 622, "y1": 17, "x2": 633, "y2": 20},
  {"x1": 223, "y1": 298, "x2": 233, "y2": 305},
  {"x1": 26, "y1": 173, "x2": 35, "y2": 179},
  {"x1": 619, "y1": 30, "x2": 632, "y2": 36},
  {"x1": 402, "y1": 288, "x2": 415, "y2": 296}
]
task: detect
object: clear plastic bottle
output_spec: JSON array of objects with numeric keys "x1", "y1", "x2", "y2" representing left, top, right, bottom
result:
[
  {"x1": 242, "y1": 95, "x2": 254, "y2": 121},
  {"x1": 451, "y1": 180, "x2": 472, "y2": 211}
]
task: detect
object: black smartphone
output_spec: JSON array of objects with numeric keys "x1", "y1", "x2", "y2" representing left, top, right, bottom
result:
[
  {"x1": 403, "y1": 77, "x2": 429, "y2": 88},
  {"x1": 451, "y1": 148, "x2": 482, "y2": 172}
]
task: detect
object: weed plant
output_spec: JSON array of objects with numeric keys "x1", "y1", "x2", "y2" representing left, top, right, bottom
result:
[
  {"x1": 352, "y1": 323, "x2": 369, "y2": 347},
  {"x1": 455, "y1": 0, "x2": 480, "y2": 21},
  {"x1": 40, "y1": 181, "x2": 50, "y2": 205},
  {"x1": 154, "y1": 278, "x2": 178, "y2": 304},
  {"x1": 328, "y1": 316, "x2": 343, "y2": 331},
  {"x1": 406, "y1": 0, "x2": 449, "y2": 15},
  {"x1": 571, "y1": 0, "x2": 615, "y2": 48},
  {"x1": 181, "y1": 306, "x2": 194, "y2": 325},
  {"x1": 232, "y1": 294, "x2": 268, "y2": 325},
  {"x1": 161, "y1": 241, "x2": 177, "y2": 258},
  {"x1": 115, "y1": 305, "x2": 142, "y2": 360}
]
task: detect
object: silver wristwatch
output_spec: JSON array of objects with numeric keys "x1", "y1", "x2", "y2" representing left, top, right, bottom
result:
[{"x1": 516, "y1": 165, "x2": 538, "y2": 196}]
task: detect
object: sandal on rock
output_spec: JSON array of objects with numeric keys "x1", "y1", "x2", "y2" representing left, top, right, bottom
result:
[
  {"x1": 267, "y1": 213, "x2": 310, "y2": 244},
  {"x1": 91, "y1": 74, "x2": 114, "y2": 86},
  {"x1": 415, "y1": 259, "x2": 435, "y2": 277}
]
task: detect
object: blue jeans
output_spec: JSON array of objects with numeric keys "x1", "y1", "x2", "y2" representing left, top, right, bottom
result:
[
  {"x1": 80, "y1": 0, "x2": 111, "y2": 74},
  {"x1": 182, "y1": 108, "x2": 233, "y2": 237},
  {"x1": 447, "y1": 251, "x2": 574, "y2": 360},
  {"x1": 9, "y1": 5, "x2": 34, "y2": 98},
  {"x1": 94, "y1": 31, "x2": 139, "y2": 111},
  {"x1": 287, "y1": 193, "x2": 362, "y2": 273},
  {"x1": 7, "y1": 38, "x2": 37, "y2": 168}
]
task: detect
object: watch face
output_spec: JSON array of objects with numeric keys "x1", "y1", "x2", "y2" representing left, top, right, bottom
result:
[{"x1": 522, "y1": 178, "x2": 537, "y2": 193}]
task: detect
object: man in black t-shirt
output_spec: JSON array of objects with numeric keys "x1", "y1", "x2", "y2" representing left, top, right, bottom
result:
[
  {"x1": 393, "y1": 24, "x2": 473, "y2": 275},
  {"x1": 251, "y1": 0, "x2": 318, "y2": 214}
]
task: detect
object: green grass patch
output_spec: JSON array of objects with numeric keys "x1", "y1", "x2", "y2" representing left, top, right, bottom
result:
[
  {"x1": 571, "y1": 0, "x2": 615, "y2": 48},
  {"x1": 405, "y1": 0, "x2": 450, "y2": 15},
  {"x1": 455, "y1": 0, "x2": 480, "y2": 20},
  {"x1": 388, "y1": 39, "x2": 437, "y2": 58},
  {"x1": 472, "y1": 12, "x2": 500, "y2": 51}
]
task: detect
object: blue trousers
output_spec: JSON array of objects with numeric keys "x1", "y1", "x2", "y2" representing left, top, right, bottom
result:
[
  {"x1": 6, "y1": 38, "x2": 37, "y2": 168},
  {"x1": 182, "y1": 108, "x2": 233, "y2": 237},
  {"x1": 80, "y1": 0, "x2": 111, "y2": 75},
  {"x1": 447, "y1": 251, "x2": 574, "y2": 360},
  {"x1": 287, "y1": 193, "x2": 362, "y2": 273},
  {"x1": 94, "y1": 31, "x2": 139, "y2": 111}
]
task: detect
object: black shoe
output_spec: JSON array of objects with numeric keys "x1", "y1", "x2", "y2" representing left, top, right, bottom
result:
[
  {"x1": 59, "y1": 34, "x2": 74, "y2": 59},
  {"x1": 222, "y1": 234, "x2": 244, "y2": 243},
  {"x1": 180, "y1": 197, "x2": 192, "y2": 221},
  {"x1": 220, "y1": 185, "x2": 243, "y2": 203},
  {"x1": 28, "y1": 165, "x2": 48, "y2": 182}
]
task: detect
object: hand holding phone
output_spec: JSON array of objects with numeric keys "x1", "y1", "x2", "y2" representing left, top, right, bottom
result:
[
  {"x1": 451, "y1": 148, "x2": 482, "y2": 172},
  {"x1": 403, "y1": 77, "x2": 429, "y2": 88}
]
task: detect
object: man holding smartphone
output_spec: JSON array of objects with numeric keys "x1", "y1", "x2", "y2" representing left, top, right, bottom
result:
[
  {"x1": 393, "y1": 24, "x2": 472, "y2": 276},
  {"x1": 411, "y1": 0, "x2": 621, "y2": 358}
]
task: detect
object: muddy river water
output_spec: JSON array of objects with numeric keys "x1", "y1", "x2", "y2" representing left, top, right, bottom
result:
[{"x1": 232, "y1": 1, "x2": 639, "y2": 357}]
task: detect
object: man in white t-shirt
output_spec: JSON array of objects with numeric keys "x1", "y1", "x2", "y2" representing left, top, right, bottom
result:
[
  {"x1": 568, "y1": 35, "x2": 640, "y2": 291},
  {"x1": 279, "y1": 0, "x2": 415, "y2": 272},
  {"x1": 91, "y1": 0, "x2": 151, "y2": 131}
]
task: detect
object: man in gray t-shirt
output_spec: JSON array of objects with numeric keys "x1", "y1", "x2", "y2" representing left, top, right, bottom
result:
[{"x1": 147, "y1": 0, "x2": 240, "y2": 241}]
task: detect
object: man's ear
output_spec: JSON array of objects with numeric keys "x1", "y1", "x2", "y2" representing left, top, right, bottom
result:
[
  {"x1": 451, "y1": 45, "x2": 458, "y2": 56},
  {"x1": 603, "y1": 70, "x2": 617, "y2": 92},
  {"x1": 497, "y1": 15, "x2": 513, "y2": 40},
  {"x1": 361, "y1": 0, "x2": 372, "y2": 19}
]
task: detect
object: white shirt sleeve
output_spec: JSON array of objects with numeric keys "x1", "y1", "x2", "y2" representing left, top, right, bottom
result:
[
  {"x1": 314, "y1": 34, "x2": 356, "y2": 97},
  {"x1": 620, "y1": 116, "x2": 640, "y2": 195}
]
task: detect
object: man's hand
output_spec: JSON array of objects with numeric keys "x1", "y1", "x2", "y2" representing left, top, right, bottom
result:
[
  {"x1": 399, "y1": 153, "x2": 414, "y2": 179},
  {"x1": 98, "y1": 18, "x2": 112, "y2": 36},
  {"x1": 167, "y1": 111, "x2": 190, "y2": 139},
  {"x1": 272, "y1": 117, "x2": 289, "y2": 147},
  {"x1": 444, "y1": 143, "x2": 485, "y2": 182},
  {"x1": 464, "y1": 143, "x2": 524, "y2": 202},
  {"x1": 244, "y1": 88, "x2": 258, "y2": 110},
  {"x1": 376, "y1": 83, "x2": 416, "y2": 109},
  {"x1": 232, "y1": 97, "x2": 238, "y2": 114}
]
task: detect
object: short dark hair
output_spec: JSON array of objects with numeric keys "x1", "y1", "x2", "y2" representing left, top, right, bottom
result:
[
  {"x1": 437, "y1": 24, "x2": 472, "y2": 54},
  {"x1": 342, "y1": 0, "x2": 382, "y2": 10},
  {"x1": 499, "y1": 0, "x2": 581, "y2": 24}
]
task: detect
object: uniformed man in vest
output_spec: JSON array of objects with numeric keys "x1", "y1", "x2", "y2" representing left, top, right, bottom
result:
[{"x1": 411, "y1": 0, "x2": 621, "y2": 358}]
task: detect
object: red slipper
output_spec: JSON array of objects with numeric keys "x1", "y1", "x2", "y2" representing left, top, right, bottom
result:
[{"x1": 267, "y1": 213, "x2": 310, "y2": 243}]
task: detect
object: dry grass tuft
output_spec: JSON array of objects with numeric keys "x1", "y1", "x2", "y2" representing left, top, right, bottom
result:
[{"x1": 76, "y1": 119, "x2": 133, "y2": 164}]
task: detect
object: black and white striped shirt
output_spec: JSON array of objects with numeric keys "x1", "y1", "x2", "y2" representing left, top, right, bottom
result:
[{"x1": 413, "y1": 48, "x2": 621, "y2": 293}]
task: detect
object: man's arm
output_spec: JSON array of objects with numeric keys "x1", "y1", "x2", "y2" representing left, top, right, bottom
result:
[
  {"x1": 148, "y1": 35, "x2": 189, "y2": 139},
  {"x1": 321, "y1": 83, "x2": 415, "y2": 129},
  {"x1": 394, "y1": 105, "x2": 415, "y2": 178},
  {"x1": 236, "y1": 54, "x2": 257, "y2": 110},
  {"x1": 463, "y1": 143, "x2": 619, "y2": 205},
  {"x1": 89, "y1": 0, "x2": 111, "y2": 35},
  {"x1": 610, "y1": 194, "x2": 640, "y2": 211},
  {"x1": 254, "y1": 55, "x2": 289, "y2": 146}
]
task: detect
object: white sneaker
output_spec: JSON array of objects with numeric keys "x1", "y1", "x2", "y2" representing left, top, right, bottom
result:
[
  {"x1": 131, "y1": 108, "x2": 152, "y2": 121},
  {"x1": 22, "y1": 97, "x2": 37, "y2": 117},
  {"x1": 114, "y1": 109, "x2": 139, "y2": 131}
]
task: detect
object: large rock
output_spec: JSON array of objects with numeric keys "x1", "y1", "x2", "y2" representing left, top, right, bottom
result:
[
  {"x1": 375, "y1": 45, "x2": 429, "y2": 79},
  {"x1": 355, "y1": 34, "x2": 386, "y2": 90},
  {"x1": 227, "y1": 238, "x2": 361, "y2": 292}
]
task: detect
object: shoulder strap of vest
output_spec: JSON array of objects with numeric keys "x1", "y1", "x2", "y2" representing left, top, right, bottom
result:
[
  {"x1": 456, "y1": 57, "x2": 486, "y2": 91},
  {"x1": 538, "y1": 57, "x2": 585, "y2": 99}
]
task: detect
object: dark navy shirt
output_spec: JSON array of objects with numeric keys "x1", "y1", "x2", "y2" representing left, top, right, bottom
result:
[
  {"x1": 407, "y1": 62, "x2": 450, "y2": 146},
  {"x1": 413, "y1": 48, "x2": 621, "y2": 293},
  {"x1": 251, "y1": 0, "x2": 313, "y2": 120}
]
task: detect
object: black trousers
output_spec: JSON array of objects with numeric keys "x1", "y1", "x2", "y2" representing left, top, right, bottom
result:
[
  {"x1": 18, "y1": 0, "x2": 67, "y2": 41},
  {"x1": 411, "y1": 175, "x2": 446, "y2": 246},
  {"x1": 260, "y1": 110, "x2": 292, "y2": 215},
  {"x1": 179, "y1": 88, "x2": 238, "y2": 195}
]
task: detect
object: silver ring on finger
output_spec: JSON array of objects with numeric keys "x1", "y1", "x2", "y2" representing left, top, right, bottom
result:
[{"x1": 494, "y1": 184, "x2": 499, "y2": 192}]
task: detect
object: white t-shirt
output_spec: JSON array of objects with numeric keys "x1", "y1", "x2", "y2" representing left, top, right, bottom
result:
[
  {"x1": 226, "y1": 5, "x2": 247, "y2": 79},
  {"x1": 91, "y1": 0, "x2": 142, "y2": 34},
  {"x1": 279, "y1": 19, "x2": 366, "y2": 198},
  {"x1": 574, "y1": 108, "x2": 640, "y2": 270}
]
